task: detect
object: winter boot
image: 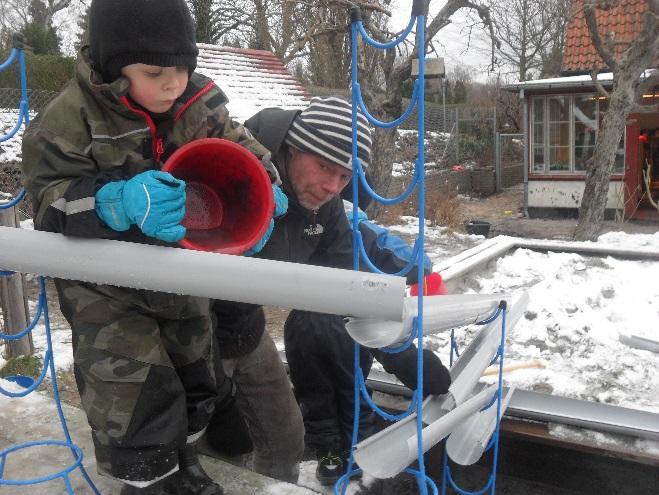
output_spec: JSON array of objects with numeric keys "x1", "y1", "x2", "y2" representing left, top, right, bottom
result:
[
  {"x1": 119, "y1": 479, "x2": 169, "y2": 495},
  {"x1": 315, "y1": 450, "x2": 345, "y2": 486},
  {"x1": 163, "y1": 443, "x2": 224, "y2": 495}
]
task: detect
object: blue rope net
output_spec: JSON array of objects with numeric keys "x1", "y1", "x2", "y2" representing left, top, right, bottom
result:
[
  {"x1": 0, "y1": 34, "x2": 99, "y2": 495},
  {"x1": 338, "y1": 5, "x2": 508, "y2": 495}
]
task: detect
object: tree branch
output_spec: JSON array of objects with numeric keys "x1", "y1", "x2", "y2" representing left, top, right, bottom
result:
[
  {"x1": 590, "y1": 68, "x2": 611, "y2": 98},
  {"x1": 583, "y1": 1, "x2": 619, "y2": 71}
]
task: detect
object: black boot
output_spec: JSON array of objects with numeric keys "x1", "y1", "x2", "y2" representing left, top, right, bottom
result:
[
  {"x1": 119, "y1": 479, "x2": 169, "y2": 495},
  {"x1": 163, "y1": 443, "x2": 224, "y2": 495},
  {"x1": 315, "y1": 450, "x2": 345, "y2": 486}
]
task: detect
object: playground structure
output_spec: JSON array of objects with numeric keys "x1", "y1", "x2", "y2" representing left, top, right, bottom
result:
[
  {"x1": 0, "y1": 34, "x2": 100, "y2": 494},
  {"x1": 1, "y1": 6, "x2": 521, "y2": 495}
]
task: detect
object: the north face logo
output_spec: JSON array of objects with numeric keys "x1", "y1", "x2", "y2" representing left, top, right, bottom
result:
[{"x1": 304, "y1": 224, "x2": 324, "y2": 236}]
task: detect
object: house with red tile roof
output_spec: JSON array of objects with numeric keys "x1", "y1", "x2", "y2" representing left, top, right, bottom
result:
[
  {"x1": 505, "y1": 0, "x2": 659, "y2": 221},
  {"x1": 195, "y1": 44, "x2": 311, "y2": 123}
]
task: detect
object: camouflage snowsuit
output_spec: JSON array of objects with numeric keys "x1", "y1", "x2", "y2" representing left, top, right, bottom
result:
[{"x1": 21, "y1": 49, "x2": 270, "y2": 483}]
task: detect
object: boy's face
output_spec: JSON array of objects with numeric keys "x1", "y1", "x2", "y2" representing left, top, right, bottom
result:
[
  {"x1": 287, "y1": 147, "x2": 351, "y2": 210},
  {"x1": 120, "y1": 63, "x2": 188, "y2": 113}
]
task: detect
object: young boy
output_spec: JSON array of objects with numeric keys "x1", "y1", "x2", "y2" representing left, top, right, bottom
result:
[{"x1": 21, "y1": 1, "x2": 275, "y2": 493}]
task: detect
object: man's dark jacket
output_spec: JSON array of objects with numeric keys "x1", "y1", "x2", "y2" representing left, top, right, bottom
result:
[{"x1": 212, "y1": 108, "x2": 421, "y2": 358}]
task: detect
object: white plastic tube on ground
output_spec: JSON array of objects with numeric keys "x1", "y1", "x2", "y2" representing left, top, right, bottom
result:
[{"x1": 0, "y1": 227, "x2": 406, "y2": 320}]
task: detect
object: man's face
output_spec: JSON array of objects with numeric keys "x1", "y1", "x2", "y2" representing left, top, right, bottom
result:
[
  {"x1": 287, "y1": 148, "x2": 352, "y2": 210},
  {"x1": 120, "y1": 63, "x2": 188, "y2": 113}
]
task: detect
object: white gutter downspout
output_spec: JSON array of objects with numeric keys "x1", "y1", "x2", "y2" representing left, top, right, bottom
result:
[
  {"x1": 0, "y1": 227, "x2": 407, "y2": 320},
  {"x1": 521, "y1": 88, "x2": 529, "y2": 217}
]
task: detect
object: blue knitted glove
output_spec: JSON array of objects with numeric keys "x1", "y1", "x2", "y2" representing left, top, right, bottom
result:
[
  {"x1": 272, "y1": 184, "x2": 288, "y2": 217},
  {"x1": 96, "y1": 170, "x2": 186, "y2": 243},
  {"x1": 243, "y1": 185, "x2": 287, "y2": 256}
]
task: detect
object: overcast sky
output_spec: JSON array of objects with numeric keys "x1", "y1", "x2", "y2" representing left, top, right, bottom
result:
[
  {"x1": 390, "y1": 0, "x2": 499, "y2": 82},
  {"x1": 53, "y1": 1, "x2": 501, "y2": 82}
]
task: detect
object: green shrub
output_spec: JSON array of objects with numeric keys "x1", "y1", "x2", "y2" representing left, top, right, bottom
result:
[
  {"x1": 0, "y1": 51, "x2": 75, "y2": 92},
  {"x1": 0, "y1": 354, "x2": 43, "y2": 380}
]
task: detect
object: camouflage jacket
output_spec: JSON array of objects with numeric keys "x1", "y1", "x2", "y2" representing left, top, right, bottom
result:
[{"x1": 22, "y1": 49, "x2": 271, "y2": 244}]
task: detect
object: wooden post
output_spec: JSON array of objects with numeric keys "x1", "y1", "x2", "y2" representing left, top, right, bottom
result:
[{"x1": 0, "y1": 205, "x2": 34, "y2": 357}]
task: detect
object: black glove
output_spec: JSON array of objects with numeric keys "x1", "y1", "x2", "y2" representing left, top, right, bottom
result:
[
  {"x1": 205, "y1": 379, "x2": 254, "y2": 457},
  {"x1": 374, "y1": 347, "x2": 451, "y2": 398}
]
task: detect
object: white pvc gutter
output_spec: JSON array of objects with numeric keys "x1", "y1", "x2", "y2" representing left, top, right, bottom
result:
[
  {"x1": 344, "y1": 293, "x2": 510, "y2": 348},
  {"x1": 352, "y1": 291, "x2": 529, "y2": 479},
  {"x1": 0, "y1": 227, "x2": 406, "y2": 320}
]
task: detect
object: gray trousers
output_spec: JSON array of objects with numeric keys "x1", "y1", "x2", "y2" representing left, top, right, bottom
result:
[{"x1": 221, "y1": 332, "x2": 305, "y2": 483}]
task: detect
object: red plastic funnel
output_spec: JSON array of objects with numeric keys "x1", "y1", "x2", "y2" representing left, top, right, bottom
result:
[{"x1": 163, "y1": 138, "x2": 273, "y2": 254}]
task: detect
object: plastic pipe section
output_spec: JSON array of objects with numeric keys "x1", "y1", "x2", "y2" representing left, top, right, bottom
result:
[
  {"x1": 0, "y1": 227, "x2": 406, "y2": 320},
  {"x1": 354, "y1": 385, "x2": 498, "y2": 479},
  {"x1": 446, "y1": 386, "x2": 516, "y2": 465},
  {"x1": 344, "y1": 293, "x2": 512, "y2": 348},
  {"x1": 352, "y1": 291, "x2": 529, "y2": 479}
]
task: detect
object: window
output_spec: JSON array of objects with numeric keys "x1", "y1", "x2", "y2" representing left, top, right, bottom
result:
[
  {"x1": 574, "y1": 95, "x2": 597, "y2": 171},
  {"x1": 532, "y1": 97, "x2": 545, "y2": 172},
  {"x1": 548, "y1": 96, "x2": 570, "y2": 171},
  {"x1": 530, "y1": 93, "x2": 625, "y2": 175}
]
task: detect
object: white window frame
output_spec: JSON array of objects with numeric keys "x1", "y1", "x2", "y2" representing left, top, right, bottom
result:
[{"x1": 530, "y1": 93, "x2": 626, "y2": 175}]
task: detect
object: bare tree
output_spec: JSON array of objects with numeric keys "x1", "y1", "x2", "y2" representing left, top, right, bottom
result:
[
  {"x1": 191, "y1": 0, "x2": 496, "y2": 217},
  {"x1": 487, "y1": 0, "x2": 569, "y2": 81},
  {"x1": 574, "y1": 0, "x2": 659, "y2": 241},
  {"x1": 188, "y1": 0, "x2": 247, "y2": 44},
  {"x1": 357, "y1": 0, "x2": 497, "y2": 218}
]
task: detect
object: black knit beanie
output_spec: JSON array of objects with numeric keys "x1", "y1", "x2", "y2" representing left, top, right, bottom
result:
[{"x1": 89, "y1": 0, "x2": 198, "y2": 82}]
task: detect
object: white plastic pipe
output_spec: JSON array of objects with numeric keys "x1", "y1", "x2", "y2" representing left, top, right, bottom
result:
[
  {"x1": 0, "y1": 227, "x2": 406, "y2": 320},
  {"x1": 344, "y1": 293, "x2": 511, "y2": 348},
  {"x1": 351, "y1": 292, "x2": 529, "y2": 478},
  {"x1": 446, "y1": 385, "x2": 516, "y2": 465},
  {"x1": 443, "y1": 291, "x2": 528, "y2": 406},
  {"x1": 353, "y1": 385, "x2": 497, "y2": 479}
]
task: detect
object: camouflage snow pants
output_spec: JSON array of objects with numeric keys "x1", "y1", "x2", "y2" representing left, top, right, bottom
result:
[{"x1": 55, "y1": 280, "x2": 217, "y2": 484}]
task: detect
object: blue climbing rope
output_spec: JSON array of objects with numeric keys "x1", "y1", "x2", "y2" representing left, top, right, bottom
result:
[
  {"x1": 340, "y1": 4, "x2": 509, "y2": 494},
  {"x1": 0, "y1": 33, "x2": 99, "y2": 495},
  {"x1": 441, "y1": 303, "x2": 508, "y2": 495},
  {"x1": 0, "y1": 34, "x2": 30, "y2": 143},
  {"x1": 340, "y1": 3, "x2": 435, "y2": 494}
]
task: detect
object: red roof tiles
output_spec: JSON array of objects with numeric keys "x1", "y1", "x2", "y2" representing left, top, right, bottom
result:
[
  {"x1": 562, "y1": 0, "x2": 649, "y2": 74},
  {"x1": 196, "y1": 44, "x2": 311, "y2": 122}
]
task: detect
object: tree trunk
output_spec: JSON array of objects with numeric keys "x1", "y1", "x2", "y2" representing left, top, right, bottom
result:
[
  {"x1": 0, "y1": 206, "x2": 33, "y2": 357},
  {"x1": 574, "y1": 72, "x2": 635, "y2": 241},
  {"x1": 367, "y1": 126, "x2": 398, "y2": 219},
  {"x1": 575, "y1": 1, "x2": 658, "y2": 240}
]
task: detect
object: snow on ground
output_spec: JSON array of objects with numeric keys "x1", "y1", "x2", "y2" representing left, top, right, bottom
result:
[
  {"x1": 2, "y1": 219, "x2": 659, "y2": 490},
  {"x1": 0, "y1": 109, "x2": 34, "y2": 164},
  {"x1": 425, "y1": 231, "x2": 659, "y2": 414}
]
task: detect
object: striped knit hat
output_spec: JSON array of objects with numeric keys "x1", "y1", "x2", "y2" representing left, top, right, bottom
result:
[{"x1": 285, "y1": 97, "x2": 371, "y2": 170}]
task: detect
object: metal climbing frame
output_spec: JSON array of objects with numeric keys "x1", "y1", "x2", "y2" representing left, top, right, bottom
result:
[
  {"x1": 339, "y1": 3, "x2": 509, "y2": 494},
  {"x1": 0, "y1": 34, "x2": 99, "y2": 495}
]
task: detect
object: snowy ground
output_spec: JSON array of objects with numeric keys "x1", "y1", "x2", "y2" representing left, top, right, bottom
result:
[
  {"x1": 0, "y1": 109, "x2": 34, "y2": 164},
  {"x1": 1, "y1": 217, "x2": 659, "y2": 492}
]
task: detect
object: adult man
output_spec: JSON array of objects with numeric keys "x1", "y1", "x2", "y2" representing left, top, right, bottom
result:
[{"x1": 206, "y1": 97, "x2": 450, "y2": 485}]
